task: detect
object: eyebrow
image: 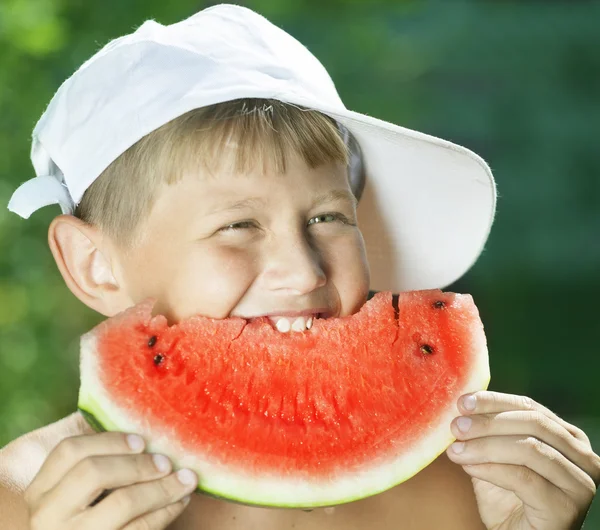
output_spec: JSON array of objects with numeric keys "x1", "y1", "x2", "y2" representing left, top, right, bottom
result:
[{"x1": 207, "y1": 189, "x2": 358, "y2": 215}]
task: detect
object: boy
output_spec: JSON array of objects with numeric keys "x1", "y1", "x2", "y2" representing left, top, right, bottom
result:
[{"x1": 2, "y1": 4, "x2": 598, "y2": 529}]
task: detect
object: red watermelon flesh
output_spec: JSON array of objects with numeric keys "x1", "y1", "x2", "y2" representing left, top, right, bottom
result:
[{"x1": 78, "y1": 290, "x2": 489, "y2": 508}]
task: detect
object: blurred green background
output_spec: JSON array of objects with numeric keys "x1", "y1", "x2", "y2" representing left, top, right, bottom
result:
[{"x1": 1, "y1": 0, "x2": 599, "y2": 523}]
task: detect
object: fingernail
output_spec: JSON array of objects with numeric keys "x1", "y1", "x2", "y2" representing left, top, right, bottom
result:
[
  {"x1": 126, "y1": 434, "x2": 144, "y2": 451},
  {"x1": 152, "y1": 454, "x2": 171, "y2": 473},
  {"x1": 457, "y1": 416, "x2": 472, "y2": 433},
  {"x1": 176, "y1": 468, "x2": 197, "y2": 486},
  {"x1": 451, "y1": 441, "x2": 465, "y2": 453},
  {"x1": 462, "y1": 394, "x2": 476, "y2": 411},
  {"x1": 182, "y1": 495, "x2": 191, "y2": 506}
]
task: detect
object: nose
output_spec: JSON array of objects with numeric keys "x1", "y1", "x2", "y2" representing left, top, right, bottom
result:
[{"x1": 260, "y1": 230, "x2": 327, "y2": 295}]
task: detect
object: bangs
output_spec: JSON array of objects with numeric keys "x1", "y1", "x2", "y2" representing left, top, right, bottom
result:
[{"x1": 161, "y1": 99, "x2": 349, "y2": 180}]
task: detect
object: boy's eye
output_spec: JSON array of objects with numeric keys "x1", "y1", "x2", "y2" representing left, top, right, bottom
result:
[
  {"x1": 220, "y1": 220, "x2": 257, "y2": 232},
  {"x1": 306, "y1": 213, "x2": 350, "y2": 226},
  {"x1": 219, "y1": 213, "x2": 352, "y2": 233}
]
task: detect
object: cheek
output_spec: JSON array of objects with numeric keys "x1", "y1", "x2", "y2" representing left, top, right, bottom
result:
[
  {"x1": 128, "y1": 245, "x2": 257, "y2": 322},
  {"x1": 324, "y1": 231, "x2": 371, "y2": 316},
  {"x1": 170, "y1": 247, "x2": 258, "y2": 321},
  {"x1": 333, "y1": 230, "x2": 369, "y2": 273}
]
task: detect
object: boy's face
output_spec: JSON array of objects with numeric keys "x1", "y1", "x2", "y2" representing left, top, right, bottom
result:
[{"x1": 112, "y1": 152, "x2": 371, "y2": 324}]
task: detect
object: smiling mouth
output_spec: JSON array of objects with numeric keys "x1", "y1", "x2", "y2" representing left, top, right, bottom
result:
[{"x1": 247, "y1": 312, "x2": 330, "y2": 332}]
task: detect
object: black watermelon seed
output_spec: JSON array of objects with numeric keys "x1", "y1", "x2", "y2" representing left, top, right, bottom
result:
[
  {"x1": 433, "y1": 301, "x2": 445, "y2": 309},
  {"x1": 420, "y1": 344, "x2": 434, "y2": 355},
  {"x1": 148, "y1": 336, "x2": 157, "y2": 347},
  {"x1": 153, "y1": 354, "x2": 164, "y2": 365}
]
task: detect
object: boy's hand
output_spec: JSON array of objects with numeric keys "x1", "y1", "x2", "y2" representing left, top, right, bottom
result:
[
  {"x1": 446, "y1": 391, "x2": 600, "y2": 529},
  {"x1": 24, "y1": 431, "x2": 198, "y2": 530}
]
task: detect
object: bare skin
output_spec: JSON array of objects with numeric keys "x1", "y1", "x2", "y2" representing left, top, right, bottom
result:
[{"x1": 0, "y1": 412, "x2": 484, "y2": 529}]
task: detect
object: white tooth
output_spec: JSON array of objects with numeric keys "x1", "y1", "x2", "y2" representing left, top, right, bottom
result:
[
  {"x1": 291, "y1": 317, "x2": 306, "y2": 331},
  {"x1": 276, "y1": 318, "x2": 291, "y2": 332},
  {"x1": 306, "y1": 316, "x2": 313, "y2": 329}
]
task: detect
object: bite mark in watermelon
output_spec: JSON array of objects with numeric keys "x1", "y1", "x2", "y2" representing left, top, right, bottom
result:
[{"x1": 78, "y1": 290, "x2": 490, "y2": 508}]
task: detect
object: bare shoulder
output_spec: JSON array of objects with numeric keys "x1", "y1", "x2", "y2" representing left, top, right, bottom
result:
[
  {"x1": 0, "y1": 411, "x2": 93, "y2": 492},
  {"x1": 0, "y1": 411, "x2": 93, "y2": 529}
]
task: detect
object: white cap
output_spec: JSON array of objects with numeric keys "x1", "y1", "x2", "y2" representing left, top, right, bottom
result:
[{"x1": 7, "y1": 3, "x2": 496, "y2": 293}]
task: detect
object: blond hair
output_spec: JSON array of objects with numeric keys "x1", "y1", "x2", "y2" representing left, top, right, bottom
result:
[{"x1": 74, "y1": 98, "x2": 350, "y2": 251}]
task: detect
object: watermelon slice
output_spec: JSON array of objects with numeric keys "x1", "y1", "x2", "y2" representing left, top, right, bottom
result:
[{"x1": 78, "y1": 290, "x2": 489, "y2": 508}]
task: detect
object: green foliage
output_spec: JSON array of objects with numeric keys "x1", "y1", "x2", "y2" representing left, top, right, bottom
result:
[
  {"x1": 1, "y1": 0, "x2": 68, "y2": 55},
  {"x1": 1, "y1": 0, "x2": 599, "y2": 521}
]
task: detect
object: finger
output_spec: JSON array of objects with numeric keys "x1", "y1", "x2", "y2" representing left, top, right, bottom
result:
[
  {"x1": 461, "y1": 463, "x2": 580, "y2": 525},
  {"x1": 451, "y1": 410, "x2": 600, "y2": 482},
  {"x1": 122, "y1": 496, "x2": 191, "y2": 530},
  {"x1": 447, "y1": 435, "x2": 597, "y2": 500},
  {"x1": 40, "y1": 453, "x2": 173, "y2": 519},
  {"x1": 89, "y1": 468, "x2": 198, "y2": 528},
  {"x1": 458, "y1": 391, "x2": 588, "y2": 444},
  {"x1": 25, "y1": 432, "x2": 145, "y2": 509}
]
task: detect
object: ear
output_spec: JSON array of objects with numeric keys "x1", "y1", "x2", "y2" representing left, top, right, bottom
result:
[{"x1": 48, "y1": 215, "x2": 133, "y2": 317}]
